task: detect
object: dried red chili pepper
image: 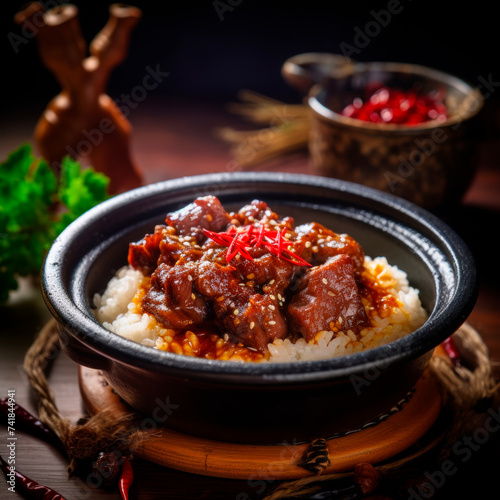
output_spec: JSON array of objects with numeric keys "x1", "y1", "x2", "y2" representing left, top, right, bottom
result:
[
  {"x1": 118, "y1": 458, "x2": 134, "y2": 500},
  {"x1": 0, "y1": 398, "x2": 65, "y2": 454},
  {"x1": 442, "y1": 336, "x2": 461, "y2": 366},
  {"x1": 0, "y1": 454, "x2": 66, "y2": 499},
  {"x1": 354, "y1": 462, "x2": 380, "y2": 495},
  {"x1": 203, "y1": 225, "x2": 311, "y2": 267},
  {"x1": 341, "y1": 86, "x2": 448, "y2": 126}
]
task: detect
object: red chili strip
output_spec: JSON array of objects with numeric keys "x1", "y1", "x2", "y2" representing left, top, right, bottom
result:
[
  {"x1": 203, "y1": 225, "x2": 310, "y2": 266},
  {"x1": 0, "y1": 454, "x2": 66, "y2": 499},
  {"x1": 0, "y1": 399, "x2": 65, "y2": 454},
  {"x1": 225, "y1": 231, "x2": 239, "y2": 261},
  {"x1": 281, "y1": 247, "x2": 311, "y2": 267},
  {"x1": 118, "y1": 458, "x2": 134, "y2": 500},
  {"x1": 276, "y1": 227, "x2": 284, "y2": 256},
  {"x1": 255, "y1": 224, "x2": 265, "y2": 247},
  {"x1": 236, "y1": 243, "x2": 253, "y2": 260},
  {"x1": 240, "y1": 224, "x2": 254, "y2": 244},
  {"x1": 202, "y1": 230, "x2": 230, "y2": 246}
]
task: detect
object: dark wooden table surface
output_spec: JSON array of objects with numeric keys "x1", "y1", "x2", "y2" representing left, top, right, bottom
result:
[{"x1": 1, "y1": 96, "x2": 500, "y2": 499}]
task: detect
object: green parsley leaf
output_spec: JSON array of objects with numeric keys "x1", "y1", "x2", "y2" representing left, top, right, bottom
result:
[{"x1": 0, "y1": 143, "x2": 110, "y2": 302}]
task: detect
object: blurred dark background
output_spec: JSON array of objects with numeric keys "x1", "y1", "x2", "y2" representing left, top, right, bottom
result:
[{"x1": 1, "y1": 0, "x2": 499, "y2": 117}]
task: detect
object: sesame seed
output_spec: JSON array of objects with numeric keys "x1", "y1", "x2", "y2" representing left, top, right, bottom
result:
[
  {"x1": 322, "y1": 278, "x2": 328, "y2": 285},
  {"x1": 187, "y1": 275, "x2": 193, "y2": 281},
  {"x1": 338, "y1": 316, "x2": 343, "y2": 324},
  {"x1": 269, "y1": 279, "x2": 275, "y2": 285},
  {"x1": 234, "y1": 309, "x2": 239, "y2": 315},
  {"x1": 250, "y1": 322, "x2": 255, "y2": 329},
  {"x1": 246, "y1": 273, "x2": 255, "y2": 280},
  {"x1": 269, "y1": 219, "x2": 277, "y2": 226},
  {"x1": 269, "y1": 304, "x2": 275, "y2": 310},
  {"x1": 206, "y1": 214, "x2": 213, "y2": 222},
  {"x1": 191, "y1": 293, "x2": 196, "y2": 300},
  {"x1": 327, "y1": 291, "x2": 335, "y2": 297},
  {"x1": 231, "y1": 218, "x2": 239, "y2": 225},
  {"x1": 230, "y1": 302, "x2": 235, "y2": 308},
  {"x1": 217, "y1": 296, "x2": 224, "y2": 301},
  {"x1": 270, "y1": 295, "x2": 276, "y2": 300},
  {"x1": 305, "y1": 241, "x2": 312, "y2": 248},
  {"x1": 318, "y1": 238, "x2": 325, "y2": 244},
  {"x1": 183, "y1": 241, "x2": 191, "y2": 247},
  {"x1": 224, "y1": 333, "x2": 229, "y2": 341},
  {"x1": 312, "y1": 246, "x2": 319, "y2": 252},
  {"x1": 269, "y1": 321, "x2": 276, "y2": 325}
]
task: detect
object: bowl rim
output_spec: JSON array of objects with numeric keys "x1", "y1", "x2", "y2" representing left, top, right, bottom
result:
[
  {"x1": 41, "y1": 172, "x2": 478, "y2": 384},
  {"x1": 308, "y1": 61, "x2": 484, "y2": 132}
]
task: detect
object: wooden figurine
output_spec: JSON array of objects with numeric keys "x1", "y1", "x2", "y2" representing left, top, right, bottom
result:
[{"x1": 14, "y1": 2, "x2": 143, "y2": 194}]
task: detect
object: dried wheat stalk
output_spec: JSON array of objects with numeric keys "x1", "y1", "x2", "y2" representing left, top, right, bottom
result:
[{"x1": 215, "y1": 90, "x2": 311, "y2": 168}]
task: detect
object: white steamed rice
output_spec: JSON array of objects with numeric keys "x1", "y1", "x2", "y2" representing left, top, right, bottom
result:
[{"x1": 93, "y1": 256, "x2": 427, "y2": 362}]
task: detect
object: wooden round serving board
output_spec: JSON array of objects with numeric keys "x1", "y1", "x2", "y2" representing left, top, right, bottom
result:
[{"x1": 78, "y1": 364, "x2": 443, "y2": 480}]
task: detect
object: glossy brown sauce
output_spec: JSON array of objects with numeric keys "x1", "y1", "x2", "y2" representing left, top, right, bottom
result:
[
  {"x1": 133, "y1": 281, "x2": 266, "y2": 361},
  {"x1": 359, "y1": 265, "x2": 402, "y2": 320},
  {"x1": 127, "y1": 197, "x2": 407, "y2": 360},
  {"x1": 133, "y1": 267, "x2": 401, "y2": 361}
]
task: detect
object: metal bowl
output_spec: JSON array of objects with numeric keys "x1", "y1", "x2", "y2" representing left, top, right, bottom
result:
[{"x1": 41, "y1": 172, "x2": 477, "y2": 444}]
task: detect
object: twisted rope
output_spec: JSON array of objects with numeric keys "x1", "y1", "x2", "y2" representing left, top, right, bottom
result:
[
  {"x1": 263, "y1": 322, "x2": 500, "y2": 499},
  {"x1": 23, "y1": 319, "x2": 73, "y2": 447},
  {"x1": 22, "y1": 319, "x2": 499, "y2": 495},
  {"x1": 23, "y1": 318, "x2": 146, "y2": 475}
]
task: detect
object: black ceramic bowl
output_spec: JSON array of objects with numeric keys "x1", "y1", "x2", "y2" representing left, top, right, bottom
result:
[{"x1": 41, "y1": 172, "x2": 477, "y2": 444}]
